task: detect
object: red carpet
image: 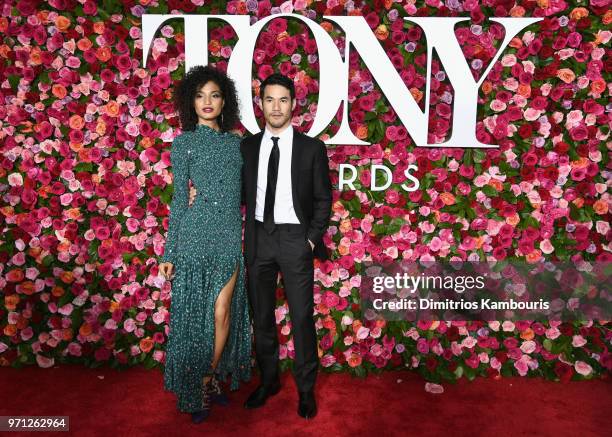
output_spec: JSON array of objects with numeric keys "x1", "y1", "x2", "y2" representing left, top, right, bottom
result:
[{"x1": 0, "y1": 365, "x2": 609, "y2": 437}]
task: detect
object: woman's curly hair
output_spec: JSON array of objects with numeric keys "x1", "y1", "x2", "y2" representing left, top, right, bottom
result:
[{"x1": 173, "y1": 65, "x2": 240, "y2": 132}]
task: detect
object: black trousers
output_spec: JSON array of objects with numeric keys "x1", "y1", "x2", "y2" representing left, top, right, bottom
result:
[{"x1": 247, "y1": 221, "x2": 318, "y2": 393}]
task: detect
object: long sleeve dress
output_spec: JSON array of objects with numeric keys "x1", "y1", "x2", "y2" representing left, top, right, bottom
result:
[{"x1": 161, "y1": 124, "x2": 251, "y2": 413}]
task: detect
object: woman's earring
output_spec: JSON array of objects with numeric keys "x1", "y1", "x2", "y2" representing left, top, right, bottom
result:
[{"x1": 220, "y1": 113, "x2": 224, "y2": 126}]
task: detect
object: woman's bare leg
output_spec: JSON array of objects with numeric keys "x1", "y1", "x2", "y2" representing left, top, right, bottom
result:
[{"x1": 203, "y1": 265, "x2": 239, "y2": 386}]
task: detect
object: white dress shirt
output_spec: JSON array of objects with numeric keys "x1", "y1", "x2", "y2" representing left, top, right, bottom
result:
[{"x1": 255, "y1": 126, "x2": 300, "y2": 224}]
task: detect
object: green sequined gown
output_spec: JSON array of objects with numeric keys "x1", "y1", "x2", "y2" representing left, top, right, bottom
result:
[{"x1": 161, "y1": 124, "x2": 251, "y2": 413}]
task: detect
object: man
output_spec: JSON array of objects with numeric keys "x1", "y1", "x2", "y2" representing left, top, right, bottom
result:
[{"x1": 241, "y1": 73, "x2": 332, "y2": 419}]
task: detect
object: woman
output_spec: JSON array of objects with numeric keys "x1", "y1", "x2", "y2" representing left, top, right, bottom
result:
[{"x1": 158, "y1": 65, "x2": 251, "y2": 423}]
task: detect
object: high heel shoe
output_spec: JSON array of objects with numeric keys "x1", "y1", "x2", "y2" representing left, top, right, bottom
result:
[
  {"x1": 190, "y1": 376, "x2": 213, "y2": 424},
  {"x1": 190, "y1": 409, "x2": 209, "y2": 424},
  {"x1": 207, "y1": 373, "x2": 229, "y2": 406}
]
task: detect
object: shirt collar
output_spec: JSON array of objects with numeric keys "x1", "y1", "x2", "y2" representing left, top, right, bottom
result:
[{"x1": 264, "y1": 124, "x2": 293, "y2": 143}]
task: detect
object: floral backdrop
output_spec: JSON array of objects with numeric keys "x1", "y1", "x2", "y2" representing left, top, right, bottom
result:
[{"x1": 0, "y1": 0, "x2": 610, "y2": 384}]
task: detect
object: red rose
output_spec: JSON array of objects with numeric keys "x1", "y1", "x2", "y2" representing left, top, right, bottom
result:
[
  {"x1": 570, "y1": 125, "x2": 589, "y2": 141},
  {"x1": 390, "y1": 353, "x2": 402, "y2": 367},
  {"x1": 279, "y1": 37, "x2": 297, "y2": 55},
  {"x1": 446, "y1": 326, "x2": 459, "y2": 341},
  {"x1": 544, "y1": 167, "x2": 559, "y2": 181},
  {"x1": 558, "y1": 323, "x2": 574, "y2": 337},
  {"x1": 518, "y1": 124, "x2": 533, "y2": 139},
  {"x1": 426, "y1": 356, "x2": 438, "y2": 371},
  {"x1": 554, "y1": 362, "x2": 574, "y2": 383},
  {"x1": 520, "y1": 166, "x2": 535, "y2": 180},
  {"x1": 493, "y1": 247, "x2": 507, "y2": 260},
  {"x1": 555, "y1": 141, "x2": 570, "y2": 154},
  {"x1": 486, "y1": 367, "x2": 499, "y2": 379}
]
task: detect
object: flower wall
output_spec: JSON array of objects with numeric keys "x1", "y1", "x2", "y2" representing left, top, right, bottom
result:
[{"x1": 0, "y1": 0, "x2": 610, "y2": 382}]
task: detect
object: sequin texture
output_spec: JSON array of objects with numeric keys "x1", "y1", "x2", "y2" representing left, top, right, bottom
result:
[{"x1": 161, "y1": 124, "x2": 251, "y2": 413}]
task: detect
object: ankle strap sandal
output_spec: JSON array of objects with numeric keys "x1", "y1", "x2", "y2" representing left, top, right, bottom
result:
[{"x1": 206, "y1": 373, "x2": 229, "y2": 406}]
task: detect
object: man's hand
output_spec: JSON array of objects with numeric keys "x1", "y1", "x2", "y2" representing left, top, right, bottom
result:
[{"x1": 189, "y1": 184, "x2": 197, "y2": 206}]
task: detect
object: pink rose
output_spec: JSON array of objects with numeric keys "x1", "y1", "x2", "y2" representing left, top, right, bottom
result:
[
  {"x1": 385, "y1": 189, "x2": 400, "y2": 204},
  {"x1": 572, "y1": 335, "x2": 587, "y2": 348},
  {"x1": 320, "y1": 355, "x2": 336, "y2": 367},
  {"x1": 545, "y1": 327, "x2": 561, "y2": 339},
  {"x1": 123, "y1": 318, "x2": 136, "y2": 333},
  {"x1": 574, "y1": 361, "x2": 593, "y2": 376},
  {"x1": 36, "y1": 354, "x2": 55, "y2": 368},
  {"x1": 323, "y1": 291, "x2": 340, "y2": 309},
  {"x1": 514, "y1": 357, "x2": 529, "y2": 376},
  {"x1": 67, "y1": 343, "x2": 82, "y2": 356},
  {"x1": 429, "y1": 237, "x2": 442, "y2": 252},
  {"x1": 425, "y1": 382, "x2": 444, "y2": 394},
  {"x1": 567, "y1": 32, "x2": 582, "y2": 48},
  {"x1": 356, "y1": 326, "x2": 370, "y2": 340},
  {"x1": 520, "y1": 340, "x2": 536, "y2": 354},
  {"x1": 570, "y1": 166, "x2": 586, "y2": 182},
  {"x1": 539, "y1": 239, "x2": 555, "y2": 254},
  {"x1": 416, "y1": 338, "x2": 429, "y2": 354}
]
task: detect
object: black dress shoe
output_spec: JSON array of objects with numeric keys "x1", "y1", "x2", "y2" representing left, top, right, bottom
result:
[
  {"x1": 243, "y1": 381, "x2": 281, "y2": 409},
  {"x1": 297, "y1": 390, "x2": 317, "y2": 419}
]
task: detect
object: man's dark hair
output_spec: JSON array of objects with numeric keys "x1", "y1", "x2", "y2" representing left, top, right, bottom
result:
[
  {"x1": 259, "y1": 73, "x2": 295, "y2": 100},
  {"x1": 174, "y1": 65, "x2": 240, "y2": 132}
]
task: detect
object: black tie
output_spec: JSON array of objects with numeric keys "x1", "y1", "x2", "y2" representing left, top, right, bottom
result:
[{"x1": 263, "y1": 136, "x2": 280, "y2": 234}]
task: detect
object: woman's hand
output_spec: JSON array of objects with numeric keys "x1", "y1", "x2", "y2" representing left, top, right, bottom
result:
[
  {"x1": 189, "y1": 184, "x2": 197, "y2": 206},
  {"x1": 159, "y1": 262, "x2": 175, "y2": 280}
]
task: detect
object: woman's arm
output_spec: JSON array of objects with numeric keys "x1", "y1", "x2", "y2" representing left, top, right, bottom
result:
[{"x1": 161, "y1": 136, "x2": 190, "y2": 264}]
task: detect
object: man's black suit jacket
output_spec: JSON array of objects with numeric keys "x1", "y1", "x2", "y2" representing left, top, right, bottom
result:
[{"x1": 240, "y1": 130, "x2": 332, "y2": 265}]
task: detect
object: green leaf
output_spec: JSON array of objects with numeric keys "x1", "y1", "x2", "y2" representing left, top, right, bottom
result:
[
  {"x1": 550, "y1": 336, "x2": 570, "y2": 355},
  {"x1": 372, "y1": 223, "x2": 386, "y2": 234},
  {"x1": 74, "y1": 162, "x2": 93, "y2": 172},
  {"x1": 42, "y1": 255, "x2": 54, "y2": 266},
  {"x1": 39, "y1": 70, "x2": 50, "y2": 84},
  {"x1": 8, "y1": 75, "x2": 19, "y2": 90},
  {"x1": 523, "y1": 216, "x2": 539, "y2": 229},
  {"x1": 58, "y1": 289, "x2": 72, "y2": 307},
  {"x1": 387, "y1": 217, "x2": 405, "y2": 235},
  {"x1": 143, "y1": 354, "x2": 157, "y2": 369},
  {"x1": 88, "y1": 240, "x2": 100, "y2": 258},
  {"x1": 569, "y1": 203, "x2": 590, "y2": 222},
  {"x1": 354, "y1": 365, "x2": 367, "y2": 377},
  {"x1": 481, "y1": 185, "x2": 497, "y2": 197},
  {"x1": 364, "y1": 111, "x2": 377, "y2": 121},
  {"x1": 347, "y1": 195, "x2": 361, "y2": 212},
  {"x1": 473, "y1": 149, "x2": 486, "y2": 163},
  {"x1": 160, "y1": 185, "x2": 173, "y2": 204},
  {"x1": 463, "y1": 150, "x2": 473, "y2": 166},
  {"x1": 454, "y1": 365, "x2": 464, "y2": 379}
]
